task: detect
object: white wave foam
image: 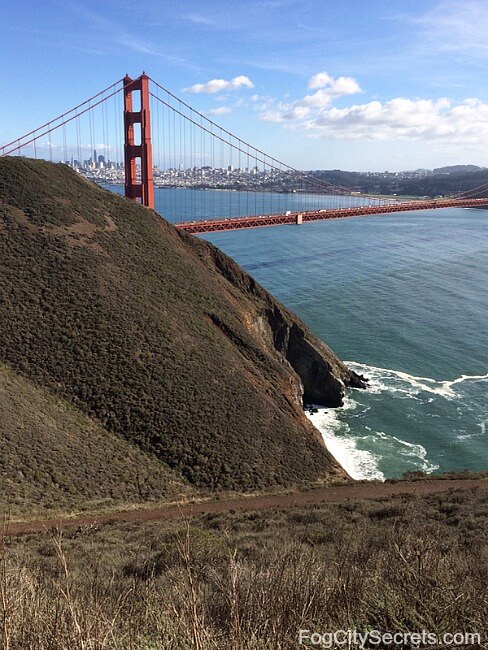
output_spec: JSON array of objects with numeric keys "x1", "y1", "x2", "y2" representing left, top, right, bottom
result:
[
  {"x1": 459, "y1": 418, "x2": 488, "y2": 440},
  {"x1": 306, "y1": 361, "x2": 483, "y2": 481},
  {"x1": 306, "y1": 403, "x2": 385, "y2": 481},
  {"x1": 374, "y1": 432, "x2": 439, "y2": 474},
  {"x1": 347, "y1": 362, "x2": 488, "y2": 399},
  {"x1": 307, "y1": 402, "x2": 440, "y2": 480},
  {"x1": 448, "y1": 373, "x2": 488, "y2": 387}
]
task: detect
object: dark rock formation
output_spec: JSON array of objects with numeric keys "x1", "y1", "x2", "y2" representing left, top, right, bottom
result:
[{"x1": 207, "y1": 245, "x2": 366, "y2": 407}]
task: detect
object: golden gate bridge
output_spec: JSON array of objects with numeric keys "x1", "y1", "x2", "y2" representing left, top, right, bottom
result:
[{"x1": 2, "y1": 73, "x2": 488, "y2": 233}]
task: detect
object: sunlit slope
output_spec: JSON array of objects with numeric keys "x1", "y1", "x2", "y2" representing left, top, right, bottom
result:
[{"x1": 0, "y1": 158, "x2": 360, "y2": 490}]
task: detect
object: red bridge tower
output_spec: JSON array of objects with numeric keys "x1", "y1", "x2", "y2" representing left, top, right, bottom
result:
[{"x1": 123, "y1": 73, "x2": 155, "y2": 209}]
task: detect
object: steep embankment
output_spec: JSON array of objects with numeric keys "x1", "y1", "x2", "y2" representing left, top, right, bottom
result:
[{"x1": 0, "y1": 157, "x2": 363, "y2": 497}]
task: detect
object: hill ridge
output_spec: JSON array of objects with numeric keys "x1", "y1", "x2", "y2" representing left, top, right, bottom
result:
[{"x1": 0, "y1": 157, "x2": 363, "y2": 501}]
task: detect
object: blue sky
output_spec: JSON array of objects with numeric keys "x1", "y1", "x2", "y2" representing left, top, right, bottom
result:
[{"x1": 1, "y1": 0, "x2": 488, "y2": 171}]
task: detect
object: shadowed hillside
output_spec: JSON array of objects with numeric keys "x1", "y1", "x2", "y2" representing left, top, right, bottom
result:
[{"x1": 0, "y1": 157, "x2": 363, "y2": 494}]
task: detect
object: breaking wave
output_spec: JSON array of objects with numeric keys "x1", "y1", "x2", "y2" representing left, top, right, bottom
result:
[
  {"x1": 346, "y1": 362, "x2": 488, "y2": 399},
  {"x1": 306, "y1": 398, "x2": 385, "y2": 481},
  {"x1": 304, "y1": 361, "x2": 488, "y2": 481}
]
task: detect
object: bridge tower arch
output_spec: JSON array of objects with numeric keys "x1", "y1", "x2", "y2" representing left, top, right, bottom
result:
[{"x1": 123, "y1": 73, "x2": 155, "y2": 209}]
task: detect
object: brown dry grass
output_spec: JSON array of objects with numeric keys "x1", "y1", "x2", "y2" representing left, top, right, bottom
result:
[{"x1": 1, "y1": 487, "x2": 487, "y2": 649}]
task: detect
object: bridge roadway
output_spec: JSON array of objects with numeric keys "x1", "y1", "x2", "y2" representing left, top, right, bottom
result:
[{"x1": 175, "y1": 196, "x2": 488, "y2": 234}]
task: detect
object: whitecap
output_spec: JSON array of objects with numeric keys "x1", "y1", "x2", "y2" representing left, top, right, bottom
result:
[
  {"x1": 443, "y1": 373, "x2": 488, "y2": 392},
  {"x1": 459, "y1": 419, "x2": 488, "y2": 439},
  {"x1": 306, "y1": 361, "x2": 484, "y2": 481},
  {"x1": 306, "y1": 400, "x2": 439, "y2": 481},
  {"x1": 306, "y1": 403, "x2": 385, "y2": 481},
  {"x1": 347, "y1": 361, "x2": 488, "y2": 399},
  {"x1": 374, "y1": 432, "x2": 439, "y2": 474}
]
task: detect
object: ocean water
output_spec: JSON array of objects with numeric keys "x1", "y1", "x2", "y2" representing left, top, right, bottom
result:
[
  {"x1": 108, "y1": 185, "x2": 488, "y2": 480},
  {"x1": 104, "y1": 183, "x2": 383, "y2": 222},
  {"x1": 203, "y1": 207, "x2": 488, "y2": 480}
]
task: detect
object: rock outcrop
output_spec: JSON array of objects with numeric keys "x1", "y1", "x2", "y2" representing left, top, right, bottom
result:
[{"x1": 207, "y1": 244, "x2": 366, "y2": 407}]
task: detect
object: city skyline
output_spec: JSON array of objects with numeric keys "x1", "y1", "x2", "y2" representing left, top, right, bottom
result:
[{"x1": 2, "y1": 0, "x2": 488, "y2": 171}]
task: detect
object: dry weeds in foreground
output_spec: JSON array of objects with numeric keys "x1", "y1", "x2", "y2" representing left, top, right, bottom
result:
[{"x1": 1, "y1": 490, "x2": 488, "y2": 649}]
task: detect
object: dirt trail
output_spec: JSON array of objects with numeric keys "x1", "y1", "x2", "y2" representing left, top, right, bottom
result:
[{"x1": 5, "y1": 478, "x2": 488, "y2": 537}]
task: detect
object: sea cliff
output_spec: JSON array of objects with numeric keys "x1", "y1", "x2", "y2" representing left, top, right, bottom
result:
[{"x1": 0, "y1": 157, "x2": 364, "y2": 497}]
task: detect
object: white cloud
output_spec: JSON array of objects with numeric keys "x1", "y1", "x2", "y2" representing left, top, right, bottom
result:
[
  {"x1": 288, "y1": 97, "x2": 488, "y2": 144},
  {"x1": 299, "y1": 89, "x2": 335, "y2": 108},
  {"x1": 299, "y1": 75, "x2": 362, "y2": 107},
  {"x1": 206, "y1": 106, "x2": 232, "y2": 116},
  {"x1": 184, "y1": 75, "x2": 254, "y2": 94},
  {"x1": 326, "y1": 76, "x2": 362, "y2": 97},
  {"x1": 250, "y1": 94, "x2": 275, "y2": 111},
  {"x1": 261, "y1": 106, "x2": 311, "y2": 122},
  {"x1": 260, "y1": 71, "x2": 362, "y2": 121},
  {"x1": 308, "y1": 71, "x2": 332, "y2": 89},
  {"x1": 284, "y1": 106, "x2": 311, "y2": 120},
  {"x1": 257, "y1": 67, "x2": 488, "y2": 147}
]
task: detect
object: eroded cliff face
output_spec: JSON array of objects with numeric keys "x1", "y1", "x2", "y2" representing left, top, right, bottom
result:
[
  {"x1": 263, "y1": 306, "x2": 364, "y2": 407},
  {"x1": 206, "y1": 244, "x2": 367, "y2": 411}
]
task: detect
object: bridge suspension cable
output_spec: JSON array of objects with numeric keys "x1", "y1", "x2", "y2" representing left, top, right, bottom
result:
[
  {"x1": 2, "y1": 72, "x2": 488, "y2": 231},
  {"x1": 456, "y1": 181, "x2": 488, "y2": 200},
  {"x1": 0, "y1": 79, "x2": 124, "y2": 158},
  {"x1": 148, "y1": 76, "x2": 342, "y2": 196},
  {"x1": 147, "y1": 76, "x2": 394, "y2": 222}
]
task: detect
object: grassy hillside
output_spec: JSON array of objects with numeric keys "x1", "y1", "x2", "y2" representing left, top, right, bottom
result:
[
  {"x1": 0, "y1": 157, "x2": 359, "y2": 493},
  {"x1": 0, "y1": 361, "x2": 188, "y2": 515}
]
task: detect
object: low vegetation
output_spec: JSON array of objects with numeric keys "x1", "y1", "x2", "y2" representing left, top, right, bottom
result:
[
  {"x1": 2, "y1": 486, "x2": 487, "y2": 648},
  {"x1": 2, "y1": 158, "x2": 486, "y2": 648},
  {"x1": 313, "y1": 167, "x2": 488, "y2": 197},
  {"x1": 0, "y1": 157, "x2": 352, "y2": 494},
  {"x1": 0, "y1": 362, "x2": 188, "y2": 516}
]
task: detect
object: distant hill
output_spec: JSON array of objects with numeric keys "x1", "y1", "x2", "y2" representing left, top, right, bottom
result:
[
  {"x1": 433, "y1": 165, "x2": 485, "y2": 174},
  {"x1": 0, "y1": 157, "x2": 362, "y2": 509},
  {"x1": 393, "y1": 169, "x2": 488, "y2": 197},
  {"x1": 312, "y1": 167, "x2": 488, "y2": 197}
]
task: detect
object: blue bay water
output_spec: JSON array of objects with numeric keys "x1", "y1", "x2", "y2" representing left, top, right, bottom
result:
[
  {"x1": 108, "y1": 185, "x2": 488, "y2": 480},
  {"x1": 104, "y1": 183, "x2": 380, "y2": 221}
]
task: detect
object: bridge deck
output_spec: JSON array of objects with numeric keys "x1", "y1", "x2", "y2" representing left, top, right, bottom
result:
[{"x1": 175, "y1": 197, "x2": 488, "y2": 234}]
